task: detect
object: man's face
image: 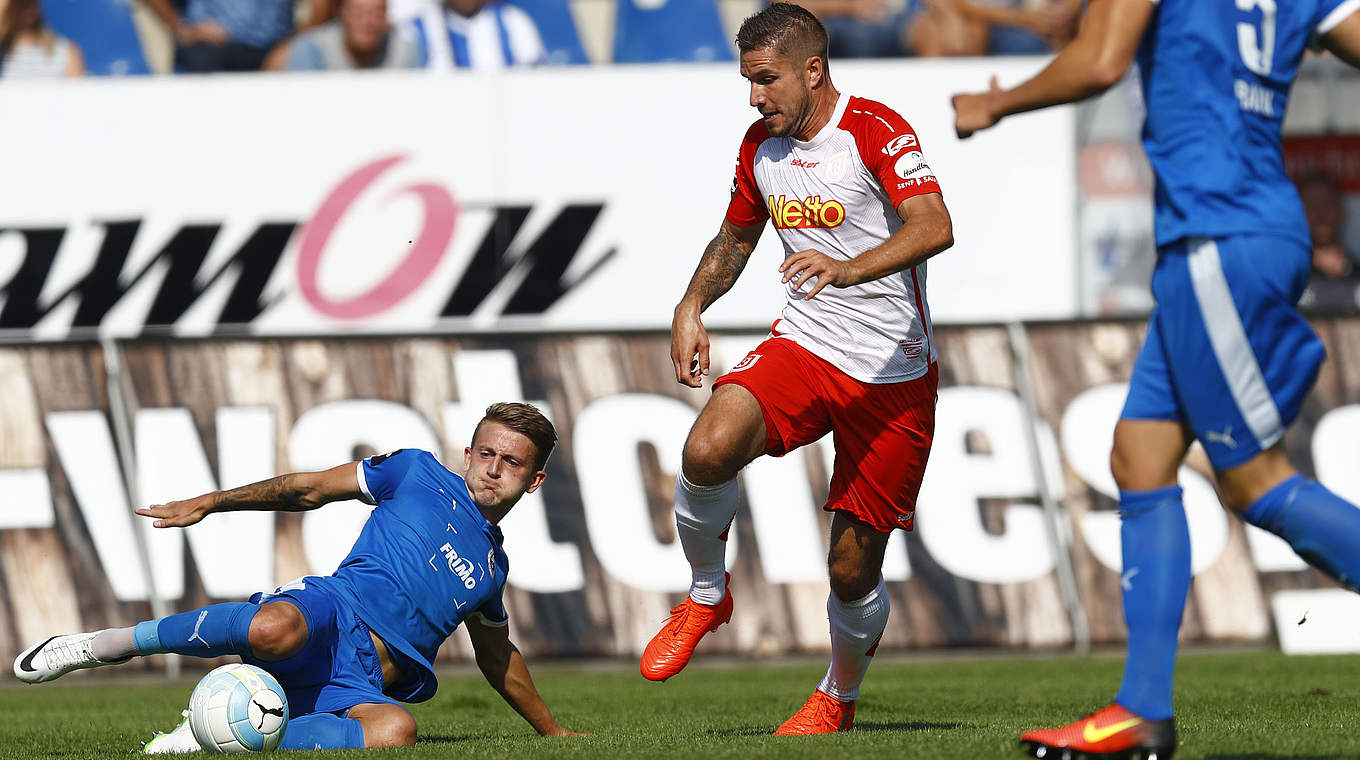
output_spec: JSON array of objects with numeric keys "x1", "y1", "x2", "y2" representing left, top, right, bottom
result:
[
  {"x1": 342, "y1": 0, "x2": 389, "y2": 54},
  {"x1": 462, "y1": 421, "x2": 545, "y2": 511},
  {"x1": 741, "y1": 45, "x2": 811, "y2": 138}
]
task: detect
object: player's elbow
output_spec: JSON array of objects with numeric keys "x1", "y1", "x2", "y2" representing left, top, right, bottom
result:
[
  {"x1": 1088, "y1": 54, "x2": 1130, "y2": 92},
  {"x1": 926, "y1": 211, "x2": 954, "y2": 257},
  {"x1": 934, "y1": 218, "x2": 954, "y2": 255},
  {"x1": 475, "y1": 650, "x2": 511, "y2": 682}
]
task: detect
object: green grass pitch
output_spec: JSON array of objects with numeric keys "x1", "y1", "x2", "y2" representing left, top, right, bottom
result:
[{"x1": 2, "y1": 650, "x2": 1356, "y2": 759}]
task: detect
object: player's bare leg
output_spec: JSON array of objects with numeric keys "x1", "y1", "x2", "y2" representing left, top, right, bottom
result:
[
  {"x1": 776, "y1": 512, "x2": 890, "y2": 735},
  {"x1": 1219, "y1": 442, "x2": 1360, "y2": 591},
  {"x1": 641, "y1": 384, "x2": 766, "y2": 682},
  {"x1": 1022, "y1": 419, "x2": 1191, "y2": 759},
  {"x1": 346, "y1": 703, "x2": 417, "y2": 748}
]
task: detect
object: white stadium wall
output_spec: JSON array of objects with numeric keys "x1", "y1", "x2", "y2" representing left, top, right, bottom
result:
[{"x1": 0, "y1": 59, "x2": 1075, "y2": 339}]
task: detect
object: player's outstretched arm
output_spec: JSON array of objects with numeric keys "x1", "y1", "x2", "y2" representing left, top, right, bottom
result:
[
  {"x1": 781, "y1": 192, "x2": 953, "y2": 299},
  {"x1": 1322, "y1": 11, "x2": 1360, "y2": 68},
  {"x1": 671, "y1": 219, "x2": 763, "y2": 387},
  {"x1": 466, "y1": 617, "x2": 589, "y2": 737},
  {"x1": 951, "y1": 0, "x2": 1152, "y2": 138},
  {"x1": 135, "y1": 462, "x2": 365, "y2": 528}
]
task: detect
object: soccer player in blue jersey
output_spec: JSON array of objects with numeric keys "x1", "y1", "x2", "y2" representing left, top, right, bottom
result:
[
  {"x1": 953, "y1": 2, "x2": 1360, "y2": 759},
  {"x1": 13, "y1": 402, "x2": 586, "y2": 752}
]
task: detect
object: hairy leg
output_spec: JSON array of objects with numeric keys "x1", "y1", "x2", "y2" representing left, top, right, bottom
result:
[
  {"x1": 818, "y1": 512, "x2": 891, "y2": 702},
  {"x1": 681, "y1": 383, "x2": 768, "y2": 485},
  {"x1": 673, "y1": 384, "x2": 767, "y2": 603}
]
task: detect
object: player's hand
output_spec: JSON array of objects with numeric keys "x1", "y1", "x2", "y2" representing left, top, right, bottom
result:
[
  {"x1": 136, "y1": 493, "x2": 214, "y2": 528},
  {"x1": 671, "y1": 305, "x2": 710, "y2": 388},
  {"x1": 779, "y1": 249, "x2": 855, "y2": 300},
  {"x1": 545, "y1": 728, "x2": 594, "y2": 737},
  {"x1": 952, "y1": 75, "x2": 1004, "y2": 139}
]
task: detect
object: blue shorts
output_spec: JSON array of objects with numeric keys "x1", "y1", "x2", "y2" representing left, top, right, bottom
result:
[
  {"x1": 1121, "y1": 235, "x2": 1325, "y2": 471},
  {"x1": 245, "y1": 576, "x2": 400, "y2": 716}
]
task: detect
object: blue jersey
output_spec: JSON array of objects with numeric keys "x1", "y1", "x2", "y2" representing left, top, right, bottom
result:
[
  {"x1": 1136, "y1": 0, "x2": 1357, "y2": 247},
  {"x1": 327, "y1": 449, "x2": 510, "y2": 703}
]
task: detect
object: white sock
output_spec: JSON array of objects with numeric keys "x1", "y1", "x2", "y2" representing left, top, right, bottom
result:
[
  {"x1": 91, "y1": 627, "x2": 135, "y2": 662},
  {"x1": 673, "y1": 470, "x2": 738, "y2": 605},
  {"x1": 818, "y1": 576, "x2": 890, "y2": 702}
]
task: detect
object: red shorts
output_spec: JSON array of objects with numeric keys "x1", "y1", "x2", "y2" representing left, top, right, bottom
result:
[{"x1": 714, "y1": 337, "x2": 937, "y2": 532}]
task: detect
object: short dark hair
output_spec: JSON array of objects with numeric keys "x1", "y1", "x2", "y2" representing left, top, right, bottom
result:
[
  {"x1": 475, "y1": 402, "x2": 557, "y2": 471},
  {"x1": 735, "y1": 2, "x2": 829, "y2": 68}
]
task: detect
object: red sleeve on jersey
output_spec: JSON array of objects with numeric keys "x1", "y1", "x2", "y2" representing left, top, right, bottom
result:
[
  {"x1": 839, "y1": 96, "x2": 942, "y2": 211},
  {"x1": 725, "y1": 119, "x2": 771, "y2": 227}
]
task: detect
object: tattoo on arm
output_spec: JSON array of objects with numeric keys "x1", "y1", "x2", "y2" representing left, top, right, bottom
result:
[
  {"x1": 210, "y1": 475, "x2": 309, "y2": 512},
  {"x1": 684, "y1": 224, "x2": 756, "y2": 312}
]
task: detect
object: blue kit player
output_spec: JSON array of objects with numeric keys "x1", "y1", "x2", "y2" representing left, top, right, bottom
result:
[
  {"x1": 953, "y1": 1, "x2": 1360, "y2": 758},
  {"x1": 13, "y1": 402, "x2": 587, "y2": 752}
]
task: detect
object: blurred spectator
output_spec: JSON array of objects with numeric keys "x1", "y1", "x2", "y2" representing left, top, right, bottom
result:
[
  {"x1": 401, "y1": 0, "x2": 545, "y2": 70},
  {"x1": 957, "y1": 0, "x2": 1080, "y2": 55},
  {"x1": 142, "y1": 0, "x2": 333, "y2": 72},
  {"x1": 1298, "y1": 170, "x2": 1360, "y2": 311},
  {"x1": 0, "y1": 0, "x2": 85, "y2": 78},
  {"x1": 794, "y1": 0, "x2": 914, "y2": 58},
  {"x1": 797, "y1": 0, "x2": 983, "y2": 58},
  {"x1": 265, "y1": 0, "x2": 421, "y2": 69}
]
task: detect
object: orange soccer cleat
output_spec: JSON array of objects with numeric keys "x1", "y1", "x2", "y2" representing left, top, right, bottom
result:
[
  {"x1": 1020, "y1": 702, "x2": 1177, "y2": 760},
  {"x1": 639, "y1": 576, "x2": 733, "y2": 682},
  {"x1": 773, "y1": 690, "x2": 856, "y2": 735}
]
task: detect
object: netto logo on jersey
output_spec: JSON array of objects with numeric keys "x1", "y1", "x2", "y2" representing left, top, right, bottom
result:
[{"x1": 767, "y1": 194, "x2": 846, "y2": 229}]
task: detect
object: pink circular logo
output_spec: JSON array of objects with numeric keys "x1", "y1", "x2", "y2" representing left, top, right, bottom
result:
[{"x1": 296, "y1": 155, "x2": 457, "y2": 319}]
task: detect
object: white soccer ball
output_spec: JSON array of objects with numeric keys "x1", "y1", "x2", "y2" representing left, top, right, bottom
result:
[{"x1": 188, "y1": 663, "x2": 289, "y2": 753}]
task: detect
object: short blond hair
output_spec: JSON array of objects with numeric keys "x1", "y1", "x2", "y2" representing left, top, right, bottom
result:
[{"x1": 474, "y1": 402, "x2": 557, "y2": 471}]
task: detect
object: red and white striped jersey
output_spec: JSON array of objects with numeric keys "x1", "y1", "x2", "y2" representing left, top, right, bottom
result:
[{"x1": 726, "y1": 93, "x2": 942, "y2": 384}]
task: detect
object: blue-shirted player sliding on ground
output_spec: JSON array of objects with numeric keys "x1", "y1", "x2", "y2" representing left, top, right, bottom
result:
[
  {"x1": 13, "y1": 402, "x2": 587, "y2": 752},
  {"x1": 954, "y1": 1, "x2": 1360, "y2": 758}
]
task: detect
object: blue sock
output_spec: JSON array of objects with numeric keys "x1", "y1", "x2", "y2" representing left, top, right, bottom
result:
[
  {"x1": 1243, "y1": 475, "x2": 1360, "y2": 591},
  {"x1": 132, "y1": 603, "x2": 257, "y2": 658},
  {"x1": 279, "y1": 713, "x2": 366, "y2": 750},
  {"x1": 1112, "y1": 486, "x2": 1190, "y2": 721}
]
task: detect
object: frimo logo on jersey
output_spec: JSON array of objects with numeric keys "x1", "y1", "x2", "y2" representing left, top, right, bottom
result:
[{"x1": 767, "y1": 194, "x2": 846, "y2": 229}]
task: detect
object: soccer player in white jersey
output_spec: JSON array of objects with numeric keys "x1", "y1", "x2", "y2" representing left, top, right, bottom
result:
[{"x1": 638, "y1": 2, "x2": 954, "y2": 735}]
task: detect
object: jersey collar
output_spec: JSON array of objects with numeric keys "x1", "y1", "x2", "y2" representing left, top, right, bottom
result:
[{"x1": 790, "y1": 92, "x2": 849, "y2": 151}]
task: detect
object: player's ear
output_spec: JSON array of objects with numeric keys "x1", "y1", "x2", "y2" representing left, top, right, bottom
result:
[
  {"x1": 525, "y1": 470, "x2": 547, "y2": 494},
  {"x1": 463, "y1": 446, "x2": 473, "y2": 472},
  {"x1": 806, "y1": 55, "x2": 824, "y2": 88}
]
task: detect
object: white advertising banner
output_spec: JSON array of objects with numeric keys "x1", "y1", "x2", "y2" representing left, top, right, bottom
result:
[{"x1": 0, "y1": 60, "x2": 1075, "y2": 338}]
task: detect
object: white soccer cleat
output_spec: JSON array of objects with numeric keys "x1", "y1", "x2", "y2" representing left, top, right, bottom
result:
[
  {"x1": 12, "y1": 631, "x2": 125, "y2": 683},
  {"x1": 142, "y1": 710, "x2": 203, "y2": 754}
]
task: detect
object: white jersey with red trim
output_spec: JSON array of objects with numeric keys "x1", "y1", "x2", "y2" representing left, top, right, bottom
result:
[{"x1": 726, "y1": 93, "x2": 942, "y2": 384}]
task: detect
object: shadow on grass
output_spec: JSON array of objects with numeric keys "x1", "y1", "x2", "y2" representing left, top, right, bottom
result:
[
  {"x1": 708, "y1": 721, "x2": 966, "y2": 737},
  {"x1": 417, "y1": 734, "x2": 484, "y2": 744}
]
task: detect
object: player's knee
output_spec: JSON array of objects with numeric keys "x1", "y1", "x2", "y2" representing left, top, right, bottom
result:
[
  {"x1": 364, "y1": 712, "x2": 417, "y2": 747},
  {"x1": 1110, "y1": 441, "x2": 1176, "y2": 492},
  {"x1": 827, "y1": 559, "x2": 875, "y2": 601},
  {"x1": 682, "y1": 430, "x2": 739, "y2": 485},
  {"x1": 247, "y1": 603, "x2": 307, "y2": 660}
]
